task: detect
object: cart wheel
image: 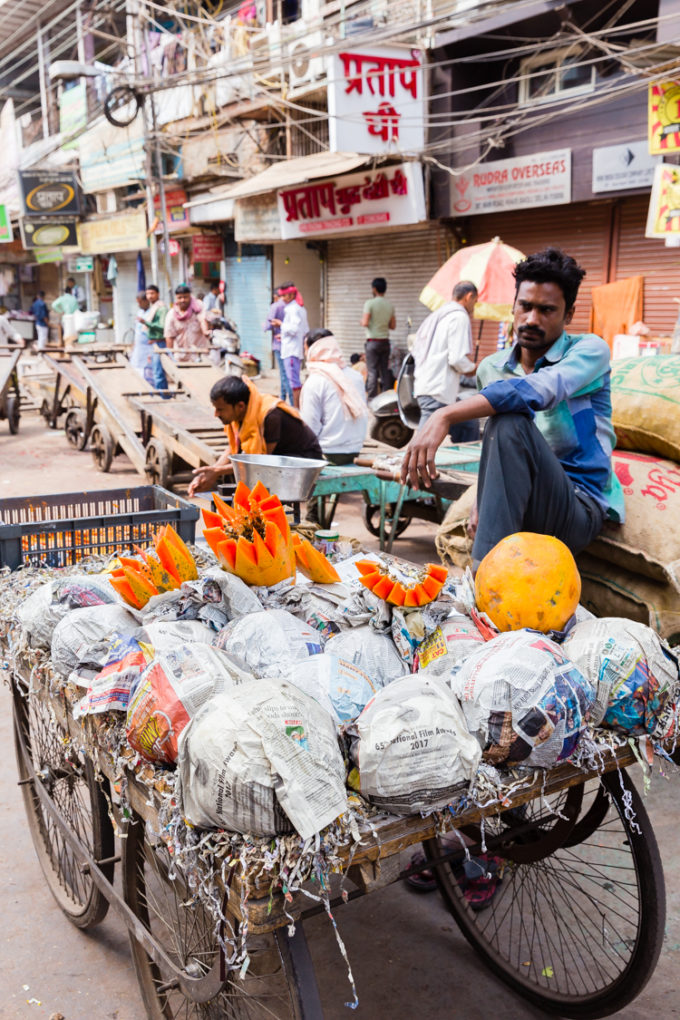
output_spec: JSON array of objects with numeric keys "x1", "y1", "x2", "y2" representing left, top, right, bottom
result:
[
  {"x1": 90, "y1": 422, "x2": 114, "y2": 472},
  {"x1": 6, "y1": 393, "x2": 19, "y2": 434},
  {"x1": 122, "y1": 814, "x2": 321, "y2": 1019},
  {"x1": 11, "y1": 675, "x2": 114, "y2": 929},
  {"x1": 368, "y1": 416, "x2": 413, "y2": 449},
  {"x1": 424, "y1": 769, "x2": 665, "y2": 1018},
  {"x1": 363, "y1": 503, "x2": 410, "y2": 540},
  {"x1": 40, "y1": 399, "x2": 58, "y2": 428},
  {"x1": 144, "y1": 439, "x2": 170, "y2": 488},
  {"x1": 64, "y1": 408, "x2": 88, "y2": 450}
]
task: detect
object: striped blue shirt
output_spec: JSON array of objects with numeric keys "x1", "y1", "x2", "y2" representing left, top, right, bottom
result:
[{"x1": 477, "y1": 332, "x2": 624, "y2": 522}]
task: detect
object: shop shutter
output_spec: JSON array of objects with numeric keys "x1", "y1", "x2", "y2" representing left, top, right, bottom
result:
[
  {"x1": 113, "y1": 254, "x2": 146, "y2": 344},
  {"x1": 326, "y1": 223, "x2": 450, "y2": 359},
  {"x1": 615, "y1": 195, "x2": 680, "y2": 338},
  {"x1": 224, "y1": 255, "x2": 271, "y2": 365},
  {"x1": 468, "y1": 202, "x2": 611, "y2": 360}
]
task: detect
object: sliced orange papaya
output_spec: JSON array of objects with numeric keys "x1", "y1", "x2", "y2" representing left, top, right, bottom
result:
[
  {"x1": 372, "y1": 575, "x2": 395, "y2": 600},
  {"x1": 233, "y1": 481, "x2": 251, "y2": 510},
  {"x1": 249, "y1": 479, "x2": 270, "y2": 504},
  {"x1": 387, "y1": 582, "x2": 407, "y2": 606},
  {"x1": 110, "y1": 575, "x2": 143, "y2": 608},
  {"x1": 143, "y1": 553, "x2": 178, "y2": 592},
  {"x1": 258, "y1": 494, "x2": 282, "y2": 511},
  {"x1": 217, "y1": 537, "x2": 237, "y2": 570},
  {"x1": 202, "y1": 507, "x2": 226, "y2": 529},
  {"x1": 355, "y1": 559, "x2": 379, "y2": 576},
  {"x1": 203, "y1": 527, "x2": 228, "y2": 559},
  {"x1": 292, "y1": 537, "x2": 340, "y2": 583},
  {"x1": 421, "y1": 574, "x2": 444, "y2": 600},
  {"x1": 404, "y1": 587, "x2": 420, "y2": 607},
  {"x1": 212, "y1": 491, "x2": 240, "y2": 522},
  {"x1": 122, "y1": 566, "x2": 158, "y2": 607},
  {"x1": 426, "y1": 563, "x2": 448, "y2": 583},
  {"x1": 162, "y1": 525, "x2": 198, "y2": 580},
  {"x1": 359, "y1": 571, "x2": 382, "y2": 591},
  {"x1": 262, "y1": 505, "x2": 290, "y2": 539}
]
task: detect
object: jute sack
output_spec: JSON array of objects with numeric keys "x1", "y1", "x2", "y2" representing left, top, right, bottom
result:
[
  {"x1": 435, "y1": 482, "x2": 476, "y2": 570},
  {"x1": 611, "y1": 355, "x2": 680, "y2": 462},
  {"x1": 576, "y1": 552, "x2": 680, "y2": 645},
  {"x1": 587, "y1": 451, "x2": 680, "y2": 585}
]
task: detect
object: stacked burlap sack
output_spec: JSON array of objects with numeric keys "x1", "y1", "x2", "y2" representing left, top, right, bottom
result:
[{"x1": 435, "y1": 355, "x2": 680, "y2": 644}]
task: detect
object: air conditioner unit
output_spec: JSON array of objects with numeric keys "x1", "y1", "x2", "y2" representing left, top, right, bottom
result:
[
  {"x1": 287, "y1": 32, "x2": 328, "y2": 91},
  {"x1": 95, "y1": 190, "x2": 118, "y2": 214}
]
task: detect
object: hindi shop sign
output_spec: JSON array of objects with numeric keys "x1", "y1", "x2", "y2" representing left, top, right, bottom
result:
[
  {"x1": 277, "y1": 162, "x2": 425, "y2": 240},
  {"x1": 452, "y1": 149, "x2": 571, "y2": 216},
  {"x1": 328, "y1": 46, "x2": 425, "y2": 155},
  {"x1": 19, "y1": 170, "x2": 81, "y2": 217}
]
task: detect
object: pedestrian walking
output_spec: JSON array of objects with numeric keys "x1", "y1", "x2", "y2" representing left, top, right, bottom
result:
[
  {"x1": 52, "y1": 286, "x2": 79, "y2": 342},
  {"x1": 29, "y1": 291, "x2": 49, "y2": 350},
  {"x1": 164, "y1": 284, "x2": 210, "y2": 362},
  {"x1": 66, "y1": 276, "x2": 86, "y2": 310},
  {"x1": 143, "y1": 284, "x2": 168, "y2": 392},
  {"x1": 271, "y1": 281, "x2": 308, "y2": 408},
  {"x1": 129, "y1": 290, "x2": 154, "y2": 382},
  {"x1": 361, "y1": 277, "x2": 396, "y2": 398},
  {"x1": 300, "y1": 328, "x2": 368, "y2": 464},
  {"x1": 265, "y1": 289, "x2": 294, "y2": 403},
  {"x1": 413, "y1": 280, "x2": 480, "y2": 444}
]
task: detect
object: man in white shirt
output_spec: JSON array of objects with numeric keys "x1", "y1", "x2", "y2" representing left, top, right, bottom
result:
[
  {"x1": 271, "y1": 281, "x2": 308, "y2": 408},
  {"x1": 300, "y1": 329, "x2": 368, "y2": 464},
  {"x1": 413, "y1": 280, "x2": 479, "y2": 442}
]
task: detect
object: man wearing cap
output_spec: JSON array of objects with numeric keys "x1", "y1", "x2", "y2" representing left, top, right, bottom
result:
[{"x1": 271, "y1": 281, "x2": 308, "y2": 408}]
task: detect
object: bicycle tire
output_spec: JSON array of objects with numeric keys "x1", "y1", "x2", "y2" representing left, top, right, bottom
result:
[
  {"x1": 424, "y1": 769, "x2": 665, "y2": 1018},
  {"x1": 12, "y1": 675, "x2": 114, "y2": 929},
  {"x1": 122, "y1": 813, "x2": 322, "y2": 1019}
]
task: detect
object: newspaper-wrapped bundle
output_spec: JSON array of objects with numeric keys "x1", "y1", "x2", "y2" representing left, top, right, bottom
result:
[
  {"x1": 16, "y1": 574, "x2": 117, "y2": 650},
  {"x1": 324, "y1": 625, "x2": 409, "y2": 687},
  {"x1": 351, "y1": 674, "x2": 481, "y2": 814},
  {"x1": 283, "y1": 653, "x2": 377, "y2": 724},
  {"x1": 450, "y1": 630, "x2": 596, "y2": 768},
  {"x1": 74, "y1": 635, "x2": 152, "y2": 717},
  {"x1": 177, "y1": 680, "x2": 348, "y2": 839},
  {"x1": 140, "y1": 619, "x2": 216, "y2": 652},
  {"x1": 126, "y1": 644, "x2": 254, "y2": 763},
  {"x1": 50, "y1": 604, "x2": 139, "y2": 677},
  {"x1": 563, "y1": 617, "x2": 679, "y2": 739},
  {"x1": 213, "y1": 609, "x2": 323, "y2": 677},
  {"x1": 140, "y1": 567, "x2": 262, "y2": 631},
  {"x1": 416, "y1": 613, "x2": 486, "y2": 677}
]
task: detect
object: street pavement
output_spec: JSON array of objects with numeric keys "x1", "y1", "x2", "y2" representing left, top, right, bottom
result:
[{"x1": 1, "y1": 402, "x2": 680, "y2": 1019}]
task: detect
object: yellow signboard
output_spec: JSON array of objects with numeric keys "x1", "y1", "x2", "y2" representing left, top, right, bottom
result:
[
  {"x1": 649, "y1": 82, "x2": 680, "y2": 155},
  {"x1": 77, "y1": 211, "x2": 148, "y2": 255},
  {"x1": 645, "y1": 162, "x2": 680, "y2": 237}
]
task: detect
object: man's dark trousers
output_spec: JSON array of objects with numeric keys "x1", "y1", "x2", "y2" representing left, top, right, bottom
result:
[
  {"x1": 365, "y1": 339, "x2": 392, "y2": 398},
  {"x1": 471, "y1": 413, "x2": 605, "y2": 566}
]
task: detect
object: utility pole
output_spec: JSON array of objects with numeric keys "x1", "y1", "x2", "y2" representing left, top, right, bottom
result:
[
  {"x1": 126, "y1": 0, "x2": 158, "y2": 284},
  {"x1": 141, "y1": 6, "x2": 173, "y2": 302}
]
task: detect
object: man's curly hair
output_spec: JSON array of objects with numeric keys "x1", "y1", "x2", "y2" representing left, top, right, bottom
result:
[{"x1": 513, "y1": 248, "x2": 586, "y2": 311}]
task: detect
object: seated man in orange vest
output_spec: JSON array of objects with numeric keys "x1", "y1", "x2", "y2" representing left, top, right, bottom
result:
[{"x1": 188, "y1": 375, "x2": 323, "y2": 496}]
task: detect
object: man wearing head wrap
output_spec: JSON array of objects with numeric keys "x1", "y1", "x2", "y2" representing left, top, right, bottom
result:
[
  {"x1": 300, "y1": 329, "x2": 368, "y2": 465},
  {"x1": 270, "y1": 281, "x2": 308, "y2": 408},
  {"x1": 164, "y1": 284, "x2": 210, "y2": 363}
]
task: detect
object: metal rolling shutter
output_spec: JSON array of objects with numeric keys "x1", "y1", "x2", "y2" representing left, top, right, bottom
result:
[
  {"x1": 326, "y1": 223, "x2": 450, "y2": 359},
  {"x1": 467, "y1": 202, "x2": 612, "y2": 360},
  {"x1": 224, "y1": 255, "x2": 271, "y2": 365},
  {"x1": 615, "y1": 196, "x2": 680, "y2": 337}
]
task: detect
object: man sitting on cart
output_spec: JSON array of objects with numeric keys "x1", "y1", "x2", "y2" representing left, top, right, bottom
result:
[
  {"x1": 188, "y1": 375, "x2": 323, "y2": 495},
  {"x1": 401, "y1": 247, "x2": 624, "y2": 569}
]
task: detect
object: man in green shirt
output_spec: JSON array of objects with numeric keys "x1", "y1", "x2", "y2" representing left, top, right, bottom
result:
[
  {"x1": 361, "y1": 276, "x2": 396, "y2": 397},
  {"x1": 52, "y1": 288, "x2": 80, "y2": 343}
]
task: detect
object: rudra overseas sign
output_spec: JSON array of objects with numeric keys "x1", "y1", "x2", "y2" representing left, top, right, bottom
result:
[{"x1": 451, "y1": 149, "x2": 572, "y2": 216}]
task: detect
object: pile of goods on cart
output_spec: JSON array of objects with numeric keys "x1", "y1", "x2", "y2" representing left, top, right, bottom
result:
[
  {"x1": 3, "y1": 479, "x2": 678, "y2": 832},
  {"x1": 437, "y1": 353, "x2": 680, "y2": 644}
]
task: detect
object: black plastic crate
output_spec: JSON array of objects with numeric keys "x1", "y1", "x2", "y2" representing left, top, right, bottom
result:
[{"x1": 0, "y1": 486, "x2": 199, "y2": 571}]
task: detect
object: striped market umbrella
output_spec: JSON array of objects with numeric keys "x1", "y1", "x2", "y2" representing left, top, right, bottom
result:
[{"x1": 419, "y1": 236, "x2": 525, "y2": 321}]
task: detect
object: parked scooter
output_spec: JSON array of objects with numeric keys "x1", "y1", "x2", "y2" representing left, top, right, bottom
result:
[{"x1": 209, "y1": 314, "x2": 244, "y2": 377}]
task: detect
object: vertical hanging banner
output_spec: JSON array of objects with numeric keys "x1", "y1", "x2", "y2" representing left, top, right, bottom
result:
[
  {"x1": 649, "y1": 82, "x2": 680, "y2": 155},
  {"x1": 645, "y1": 162, "x2": 680, "y2": 237}
]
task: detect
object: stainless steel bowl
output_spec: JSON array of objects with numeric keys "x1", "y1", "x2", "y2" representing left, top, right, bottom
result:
[{"x1": 229, "y1": 453, "x2": 328, "y2": 502}]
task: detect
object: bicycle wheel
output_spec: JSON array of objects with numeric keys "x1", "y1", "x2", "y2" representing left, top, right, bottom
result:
[
  {"x1": 12, "y1": 676, "x2": 114, "y2": 928},
  {"x1": 123, "y1": 814, "x2": 322, "y2": 1019},
  {"x1": 424, "y1": 769, "x2": 665, "y2": 1019},
  {"x1": 363, "y1": 503, "x2": 410, "y2": 540}
]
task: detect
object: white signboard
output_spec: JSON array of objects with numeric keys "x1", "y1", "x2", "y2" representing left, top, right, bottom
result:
[
  {"x1": 277, "y1": 162, "x2": 425, "y2": 240},
  {"x1": 592, "y1": 141, "x2": 659, "y2": 193},
  {"x1": 235, "y1": 193, "x2": 282, "y2": 242},
  {"x1": 328, "y1": 46, "x2": 425, "y2": 155},
  {"x1": 452, "y1": 149, "x2": 571, "y2": 216}
]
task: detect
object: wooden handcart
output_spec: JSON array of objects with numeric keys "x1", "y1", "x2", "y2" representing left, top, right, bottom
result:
[
  {"x1": 9, "y1": 653, "x2": 667, "y2": 1020},
  {"x1": 0, "y1": 343, "x2": 22, "y2": 434}
]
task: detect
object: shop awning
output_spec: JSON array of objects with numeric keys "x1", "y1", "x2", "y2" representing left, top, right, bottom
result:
[{"x1": 189, "y1": 151, "x2": 372, "y2": 204}]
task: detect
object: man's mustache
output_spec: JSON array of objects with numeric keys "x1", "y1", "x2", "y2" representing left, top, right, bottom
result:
[{"x1": 517, "y1": 325, "x2": 546, "y2": 340}]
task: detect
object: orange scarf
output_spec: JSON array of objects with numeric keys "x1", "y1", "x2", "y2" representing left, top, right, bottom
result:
[{"x1": 225, "y1": 378, "x2": 301, "y2": 454}]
